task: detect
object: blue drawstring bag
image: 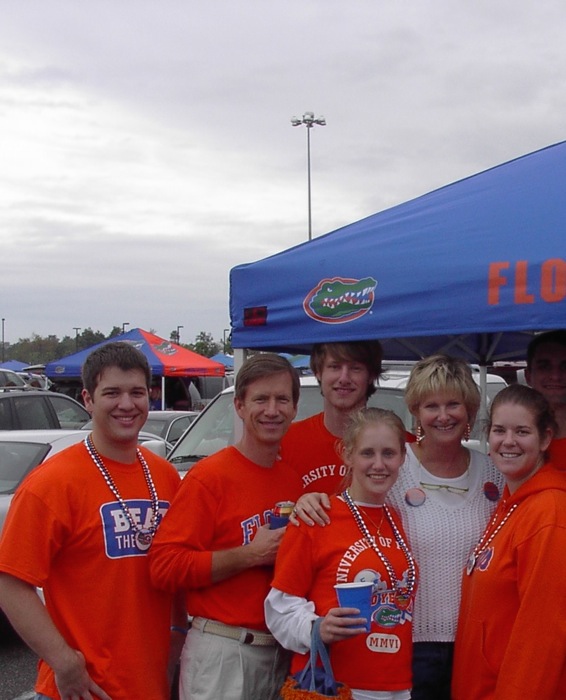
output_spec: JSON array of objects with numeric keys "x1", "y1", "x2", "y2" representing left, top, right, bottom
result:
[{"x1": 279, "y1": 618, "x2": 353, "y2": 699}]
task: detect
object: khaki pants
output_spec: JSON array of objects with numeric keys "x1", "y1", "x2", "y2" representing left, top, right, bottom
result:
[{"x1": 179, "y1": 626, "x2": 290, "y2": 700}]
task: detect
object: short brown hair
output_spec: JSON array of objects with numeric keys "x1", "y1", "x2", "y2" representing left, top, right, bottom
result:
[
  {"x1": 310, "y1": 341, "x2": 383, "y2": 398},
  {"x1": 235, "y1": 353, "x2": 300, "y2": 406},
  {"x1": 82, "y1": 342, "x2": 151, "y2": 395}
]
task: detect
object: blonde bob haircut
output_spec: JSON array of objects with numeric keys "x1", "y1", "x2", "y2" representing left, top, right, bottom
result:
[{"x1": 404, "y1": 354, "x2": 480, "y2": 423}]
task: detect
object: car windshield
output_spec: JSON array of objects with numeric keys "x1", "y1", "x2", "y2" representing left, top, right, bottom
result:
[
  {"x1": 169, "y1": 392, "x2": 242, "y2": 463},
  {"x1": 143, "y1": 418, "x2": 169, "y2": 438},
  {"x1": 0, "y1": 371, "x2": 28, "y2": 388},
  {"x1": 0, "y1": 442, "x2": 51, "y2": 494}
]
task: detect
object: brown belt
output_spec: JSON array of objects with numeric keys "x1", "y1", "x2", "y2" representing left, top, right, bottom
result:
[{"x1": 191, "y1": 616, "x2": 278, "y2": 647}]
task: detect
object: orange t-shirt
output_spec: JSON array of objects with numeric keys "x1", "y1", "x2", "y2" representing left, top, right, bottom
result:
[
  {"x1": 281, "y1": 413, "x2": 346, "y2": 493},
  {"x1": 272, "y1": 496, "x2": 416, "y2": 691},
  {"x1": 0, "y1": 442, "x2": 180, "y2": 700},
  {"x1": 150, "y1": 446, "x2": 303, "y2": 630}
]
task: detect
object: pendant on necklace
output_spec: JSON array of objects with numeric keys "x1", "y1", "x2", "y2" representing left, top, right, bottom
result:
[
  {"x1": 466, "y1": 552, "x2": 476, "y2": 575},
  {"x1": 135, "y1": 530, "x2": 153, "y2": 551},
  {"x1": 395, "y1": 589, "x2": 412, "y2": 610}
]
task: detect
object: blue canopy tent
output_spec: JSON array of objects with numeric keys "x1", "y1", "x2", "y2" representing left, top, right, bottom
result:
[
  {"x1": 0, "y1": 360, "x2": 28, "y2": 371},
  {"x1": 210, "y1": 352, "x2": 234, "y2": 369},
  {"x1": 230, "y1": 140, "x2": 566, "y2": 365}
]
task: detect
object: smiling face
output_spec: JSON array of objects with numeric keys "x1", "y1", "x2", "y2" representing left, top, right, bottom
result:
[
  {"x1": 346, "y1": 422, "x2": 405, "y2": 505},
  {"x1": 415, "y1": 391, "x2": 469, "y2": 446},
  {"x1": 83, "y1": 366, "x2": 149, "y2": 455},
  {"x1": 526, "y1": 341, "x2": 566, "y2": 409},
  {"x1": 317, "y1": 353, "x2": 372, "y2": 414},
  {"x1": 234, "y1": 371, "x2": 297, "y2": 449},
  {"x1": 489, "y1": 402, "x2": 552, "y2": 493}
]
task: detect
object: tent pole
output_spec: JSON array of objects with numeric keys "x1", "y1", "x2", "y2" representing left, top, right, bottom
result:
[
  {"x1": 232, "y1": 348, "x2": 248, "y2": 442},
  {"x1": 479, "y1": 365, "x2": 487, "y2": 453}
]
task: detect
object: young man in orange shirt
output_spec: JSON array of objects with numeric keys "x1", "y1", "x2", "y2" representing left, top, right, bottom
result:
[{"x1": 0, "y1": 343, "x2": 183, "y2": 700}]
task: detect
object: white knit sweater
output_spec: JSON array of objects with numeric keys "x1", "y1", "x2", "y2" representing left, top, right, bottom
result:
[{"x1": 387, "y1": 446, "x2": 503, "y2": 643}]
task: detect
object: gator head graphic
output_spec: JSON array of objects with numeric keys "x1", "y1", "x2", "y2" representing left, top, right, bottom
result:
[
  {"x1": 303, "y1": 277, "x2": 377, "y2": 324},
  {"x1": 152, "y1": 341, "x2": 177, "y2": 356}
]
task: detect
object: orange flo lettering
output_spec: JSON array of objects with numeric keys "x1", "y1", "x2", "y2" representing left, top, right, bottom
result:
[{"x1": 488, "y1": 259, "x2": 566, "y2": 305}]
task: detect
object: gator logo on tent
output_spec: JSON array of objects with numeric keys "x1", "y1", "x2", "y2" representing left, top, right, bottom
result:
[
  {"x1": 303, "y1": 277, "x2": 377, "y2": 324},
  {"x1": 152, "y1": 341, "x2": 177, "y2": 356}
]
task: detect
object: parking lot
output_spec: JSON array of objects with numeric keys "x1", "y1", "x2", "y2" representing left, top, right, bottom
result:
[{"x1": 0, "y1": 624, "x2": 37, "y2": 700}]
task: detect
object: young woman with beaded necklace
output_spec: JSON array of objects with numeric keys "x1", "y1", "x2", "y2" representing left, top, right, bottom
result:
[
  {"x1": 266, "y1": 408, "x2": 417, "y2": 700},
  {"x1": 452, "y1": 384, "x2": 566, "y2": 699}
]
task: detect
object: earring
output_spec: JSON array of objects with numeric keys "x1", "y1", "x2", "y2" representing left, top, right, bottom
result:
[
  {"x1": 416, "y1": 422, "x2": 424, "y2": 444},
  {"x1": 464, "y1": 423, "x2": 471, "y2": 441}
]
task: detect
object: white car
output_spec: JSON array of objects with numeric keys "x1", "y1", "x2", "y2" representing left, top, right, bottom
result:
[{"x1": 168, "y1": 366, "x2": 507, "y2": 476}]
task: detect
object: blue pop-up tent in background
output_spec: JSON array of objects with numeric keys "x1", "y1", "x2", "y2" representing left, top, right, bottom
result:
[{"x1": 229, "y1": 140, "x2": 566, "y2": 364}]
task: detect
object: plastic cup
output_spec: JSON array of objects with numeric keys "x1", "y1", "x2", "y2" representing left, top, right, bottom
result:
[
  {"x1": 269, "y1": 514, "x2": 290, "y2": 529},
  {"x1": 334, "y1": 581, "x2": 373, "y2": 631}
]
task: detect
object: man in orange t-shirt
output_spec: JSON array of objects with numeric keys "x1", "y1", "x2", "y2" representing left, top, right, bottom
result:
[
  {"x1": 0, "y1": 342, "x2": 183, "y2": 700},
  {"x1": 526, "y1": 330, "x2": 566, "y2": 466},
  {"x1": 150, "y1": 353, "x2": 303, "y2": 700}
]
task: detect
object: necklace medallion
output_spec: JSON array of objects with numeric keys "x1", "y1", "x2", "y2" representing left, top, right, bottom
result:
[
  {"x1": 85, "y1": 435, "x2": 160, "y2": 552},
  {"x1": 342, "y1": 490, "x2": 417, "y2": 610}
]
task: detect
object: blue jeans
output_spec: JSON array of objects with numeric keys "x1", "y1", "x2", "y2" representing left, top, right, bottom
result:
[
  {"x1": 411, "y1": 641, "x2": 454, "y2": 700},
  {"x1": 35, "y1": 695, "x2": 53, "y2": 700}
]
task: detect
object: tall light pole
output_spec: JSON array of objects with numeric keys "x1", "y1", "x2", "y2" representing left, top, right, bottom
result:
[
  {"x1": 1, "y1": 318, "x2": 5, "y2": 363},
  {"x1": 73, "y1": 327, "x2": 81, "y2": 352},
  {"x1": 175, "y1": 325, "x2": 184, "y2": 345},
  {"x1": 291, "y1": 111, "x2": 326, "y2": 241}
]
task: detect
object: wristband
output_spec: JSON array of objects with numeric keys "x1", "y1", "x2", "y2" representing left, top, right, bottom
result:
[{"x1": 171, "y1": 625, "x2": 188, "y2": 635}]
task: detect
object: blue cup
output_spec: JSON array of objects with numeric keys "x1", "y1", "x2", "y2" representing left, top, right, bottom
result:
[{"x1": 334, "y1": 581, "x2": 373, "y2": 631}]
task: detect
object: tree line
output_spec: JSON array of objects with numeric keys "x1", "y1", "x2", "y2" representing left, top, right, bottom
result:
[{"x1": 3, "y1": 328, "x2": 230, "y2": 366}]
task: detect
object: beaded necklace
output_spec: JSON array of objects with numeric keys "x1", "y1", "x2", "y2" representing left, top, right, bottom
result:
[
  {"x1": 85, "y1": 435, "x2": 160, "y2": 551},
  {"x1": 466, "y1": 502, "x2": 518, "y2": 575},
  {"x1": 342, "y1": 489, "x2": 417, "y2": 609}
]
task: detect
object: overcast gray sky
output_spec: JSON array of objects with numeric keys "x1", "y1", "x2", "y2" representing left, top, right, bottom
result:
[{"x1": 2, "y1": 0, "x2": 566, "y2": 348}]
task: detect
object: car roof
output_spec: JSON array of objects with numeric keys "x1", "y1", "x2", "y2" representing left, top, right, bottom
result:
[
  {"x1": 146, "y1": 410, "x2": 198, "y2": 419},
  {"x1": 210, "y1": 370, "x2": 505, "y2": 395},
  {"x1": 0, "y1": 429, "x2": 86, "y2": 442},
  {"x1": 0, "y1": 430, "x2": 88, "y2": 455},
  {"x1": 0, "y1": 389, "x2": 79, "y2": 398}
]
